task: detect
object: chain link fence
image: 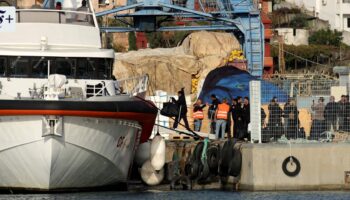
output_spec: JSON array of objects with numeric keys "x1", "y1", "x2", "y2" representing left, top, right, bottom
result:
[{"x1": 256, "y1": 79, "x2": 350, "y2": 143}]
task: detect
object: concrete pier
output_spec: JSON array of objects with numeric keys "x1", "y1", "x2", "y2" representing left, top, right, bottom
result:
[{"x1": 240, "y1": 143, "x2": 350, "y2": 191}]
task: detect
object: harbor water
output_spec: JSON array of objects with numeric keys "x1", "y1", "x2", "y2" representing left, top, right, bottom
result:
[{"x1": 1, "y1": 190, "x2": 350, "y2": 200}]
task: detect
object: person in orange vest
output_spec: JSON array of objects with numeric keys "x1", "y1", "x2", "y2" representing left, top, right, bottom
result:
[
  {"x1": 193, "y1": 99, "x2": 206, "y2": 132},
  {"x1": 215, "y1": 98, "x2": 230, "y2": 139}
]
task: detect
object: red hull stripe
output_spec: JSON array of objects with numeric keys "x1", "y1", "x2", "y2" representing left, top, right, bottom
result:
[{"x1": 0, "y1": 109, "x2": 156, "y2": 143}]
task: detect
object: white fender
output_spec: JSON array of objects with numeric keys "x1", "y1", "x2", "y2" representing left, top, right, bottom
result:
[
  {"x1": 150, "y1": 134, "x2": 166, "y2": 171},
  {"x1": 140, "y1": 160, "x2": 164, "y2": 186},
  {"x1": 134, "y1": 141, "x2": 151, "y2": 166}
]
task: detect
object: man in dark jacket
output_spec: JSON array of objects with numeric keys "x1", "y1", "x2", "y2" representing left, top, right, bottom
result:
[
  {"x1": 267, "y1": 97, "x2": 283, "y2": 139},
  {"x1": 338, "y1": 95, "x2": 346, "y2": 131},
  {"x1": 283, "y1": 98, "x2": 299, "y2": 139},
  {"x1": 172, "y1": 88, "x2": 191, "y2": 130},
  {"x1": 231, "y1": 98, "x2": 239, "y2": 138},
  {"x1": 344, "y1": 95, "x2": 350, "y2": 132},
  {"x1": 232, "y1": 96, "x2": 244, "y2": 138},
  {"x1": 208, "y1": 94, "x2": 220, "y2": 134},
  {"x1": 325, "y1": 96, "x2": 339, "y2": 131},
  {"x1": 241, "y1": 97, "x2": 250, "y2": 139}
]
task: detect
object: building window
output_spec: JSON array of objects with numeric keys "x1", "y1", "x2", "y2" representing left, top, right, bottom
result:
[{"x1": 348, "y1": 18, "x2": 350, "y2": 28}]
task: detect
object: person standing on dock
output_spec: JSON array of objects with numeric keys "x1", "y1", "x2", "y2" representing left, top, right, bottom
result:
[
  {"x1": 193, "y1": 99, "x2": 206, "y2": 132},
  {"x1": 208, "y1": 94, "x2": 220, "y2": 134},
  {"x1": 242, "y1": 97, "x2": 250, "y2": 140},
  {"x1": 283, "y1": 98, "x2": 299, "y2": 139},
  {"x1": 310, "y1": 97, "x2": 326, "y2": 139},
  {"x1": 233, "y1": 96, "x2": 244, "y2": 139},
  {"x1": 230, "y1": 98, "x2": 238, "y2": 137},
  {"x1": 325, "y1": 96, "x2": 339, "y2": 132},
  {"x1": 338, "y1": 95, "x2": 346, "y2": 131},
  {"x1": 215, "y1": 98, "x2": 230, "y2": 139},
  {"x1": 172, "y1": 88, "x2": 191, "y2": 131},
  {"x1": 267, "y1": 97, "x2": 283, "y2": 139},
  {"x1": 343, "y1": 95, "x2": 350, "y2": 132}
]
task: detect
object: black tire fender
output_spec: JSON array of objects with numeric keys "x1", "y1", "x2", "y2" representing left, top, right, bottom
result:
[
  {"x1": 170, "y1": 175, "x2": 192, "y2": 190},
  {"x1": 188, "y1": 160, "x2": 200, "y2": 180},
  {"x1": 219, "y1": 140, "x2": 234, "y2": 176},
  {"x1": 0, "y1": 0, "x2": 12, "y2": 6},
  {"x1": 228, "y1": 148, "x2": 242, "y2": 177},
  {"x1": 170, "y1": 175, "x2": 182, "y2": 190},
  {"x1": 207, "y1": 145, "x2": 220, "y2": 175},
  {"x1": 197, "y1": 161, "x2": 210, "y2": 183},
  {"x1": 192, "y1": 142, "x2": 204, "y2": 162},
  {"x1": 282, "y1": 156, "x2": 301, "y2": 177}
]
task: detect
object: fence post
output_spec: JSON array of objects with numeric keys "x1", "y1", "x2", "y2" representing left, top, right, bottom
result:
[{"x1": 249, "y1": 80, "x2": 262, "y2": 143}]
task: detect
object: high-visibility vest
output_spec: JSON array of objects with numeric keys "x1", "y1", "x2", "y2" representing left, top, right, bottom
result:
[
  {"x1": 216, "y1": 103, "x2": 230, "y2": 120},
  {"x1": 193, "y1": 110, "x2": 204, "y2": 119}
]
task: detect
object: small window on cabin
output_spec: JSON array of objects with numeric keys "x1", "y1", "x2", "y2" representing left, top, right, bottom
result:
[
  {"x1": 31, "y1": 57, "x2": 48, "y2": 78},
  {"x1": 53, "y1": 58, "x2": 75, "y2": 78},
  {"x1": 0, "y1": 57, "x2": 6, "y2": 77},
  {"x1": 9, "y1": 57, "x2": 29, "y2": 77}
]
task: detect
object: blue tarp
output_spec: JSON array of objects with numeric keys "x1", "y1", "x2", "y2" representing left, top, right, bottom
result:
[{"x1": 198, "y1": 66, "x2": 288, "y2": 104}]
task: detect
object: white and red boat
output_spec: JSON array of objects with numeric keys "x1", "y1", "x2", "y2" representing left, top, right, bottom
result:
[{"x1": 0, "y1": 0, "x2": 157, "y2": 191}]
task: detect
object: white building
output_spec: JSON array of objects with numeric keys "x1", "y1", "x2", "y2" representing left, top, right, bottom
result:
[
  {"x1": 286, "y1": 0, "x2": 350, "y2": 44},
  {"x1": 275, "y1": 28, "x2": 309, "y2": 45}
]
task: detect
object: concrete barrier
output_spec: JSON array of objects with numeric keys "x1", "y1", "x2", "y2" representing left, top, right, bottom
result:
[{"x1": 240, "y1": 143, "x2": 350, "y2": 191}]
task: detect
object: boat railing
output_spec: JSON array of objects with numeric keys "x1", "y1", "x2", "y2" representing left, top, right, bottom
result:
[
  {"x1": 85, "y1": 74, "x2": 148, "y2": 98},
  {"x1": 16, "y1": 9, "x2": 95, "y2": 26},
  {"x1": 118, "y1": 74, "x2": 149, "y2": 96}
]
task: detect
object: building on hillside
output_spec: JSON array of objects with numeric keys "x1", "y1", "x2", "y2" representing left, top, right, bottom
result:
[
  {"x1": 136, "y1": 32, "x2": 148, "y2": 49},
  {"x1": 285, "y1": 0, "x2": 350, "y2": 45},
  {"x1": 275, "y1": 28, "x2": 309, "y2": 45}
]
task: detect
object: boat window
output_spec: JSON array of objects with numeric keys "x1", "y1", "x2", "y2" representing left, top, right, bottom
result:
[
  {"x1": 31, "y1": 57, "x2": 48, "y2": 78},
  {"x1": 52, "y1": 58, "x2": 75, "y2": 78},
  {"x1": 77, "y1": 58, "x2": 94, "y2": 79},
  {"x1": 0, "y1": 57, "x2": 6, "y2": 77},
  {"x1": 96, "y1": 58, "x2": 110, "y2": 79},
  {"x1": 9, "y1": 57, "x2": 29, "y2": 77},
  {"x1": 76, "y1": 58, "x2": 113, "y2": 79},
  {"x1": 2, "y1": 56, "x2": 112, "y2": 80}
]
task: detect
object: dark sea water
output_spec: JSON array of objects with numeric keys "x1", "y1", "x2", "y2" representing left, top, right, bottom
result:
[{"x1": 1, "y1": 190, "x2": 350, "y2": 200}]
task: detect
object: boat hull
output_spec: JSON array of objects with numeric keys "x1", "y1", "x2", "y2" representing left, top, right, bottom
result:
[{"x1": 0, "y1": 115, "x2": 142, "y2": 190}]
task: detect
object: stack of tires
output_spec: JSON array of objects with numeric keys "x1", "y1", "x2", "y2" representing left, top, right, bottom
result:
[
  {"x1": 219, "y1": 140, "x2": 242, "y2": 178},
  {"x1": 178, "y1": 140, "x2": 242, "y2": 189}
]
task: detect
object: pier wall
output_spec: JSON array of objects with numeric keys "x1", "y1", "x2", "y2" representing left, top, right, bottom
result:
[{"x1": 240, "y1": 143, "x2": 350, "y2": 191}]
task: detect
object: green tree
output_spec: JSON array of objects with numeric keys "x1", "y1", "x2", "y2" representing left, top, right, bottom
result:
[
  {"x1": 309, "y1": 29, "x2": 343, "y2": 47},
  {"x1": 146, "y1": 31, "x2": 191, "y2": 48},
  {"x1": 289, "y1": 15, "x2": 308, "y2": 28},
  {"x1": 128, "y1": 32, "x2": 137, "y2": 51}
]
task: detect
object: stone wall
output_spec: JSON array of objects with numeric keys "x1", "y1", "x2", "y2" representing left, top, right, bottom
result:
[{"x1": 240, "y1": 143, "x2": 350, "y2": 190}]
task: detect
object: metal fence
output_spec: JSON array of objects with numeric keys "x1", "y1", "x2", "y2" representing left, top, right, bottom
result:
[{"x1": 250, "y1": 79, "x2": 350, "y2": 143}]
